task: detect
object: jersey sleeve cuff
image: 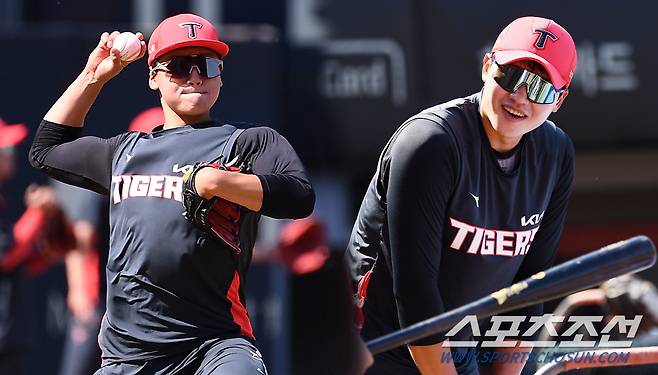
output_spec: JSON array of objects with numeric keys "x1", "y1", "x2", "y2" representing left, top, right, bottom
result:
[
  {"x1": 256, "y1": 174, "x2": 270, "y2": 213},
  {"x1": 40, "y1": 119, "x2": 84, "y2": 142},
  {"x1": 254, "y1": 174, "x2": 314, "y2": 219}
]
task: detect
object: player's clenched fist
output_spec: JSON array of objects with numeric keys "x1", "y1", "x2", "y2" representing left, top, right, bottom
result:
[{"x1": 84, "y1": 31, "x2": 146, "y2": 84}]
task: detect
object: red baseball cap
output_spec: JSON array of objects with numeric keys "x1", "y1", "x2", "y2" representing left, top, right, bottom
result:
[
  {"x1": 278, "y1": 218, "x2": 330, "y2": 275},
  {"x1": 128, "y1": 107, "x2": 164, "y2": 132},
  {"x1": 492, "y1": 16, "x2": 577, "y2": 89},
  {"x1": 0, "y1": 117, "x2": 28, "y2": 148},
  {"x1": 147, "y1": 13, "x2": 230, "y2": 66}
]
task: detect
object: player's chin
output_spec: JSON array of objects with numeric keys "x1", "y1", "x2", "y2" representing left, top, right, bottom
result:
[
  {"x1": 492, "y1": 118, "x2": 531, "y2": 138},
  {"x1": 177, "y1": 98, "x2": 213, "y2": 112},
  {"x1": 180, "y1": 92, "x2": 208, "y2": 102},
  {"x1": 183, "y1": 92, "x2": 219, "y2": 106},
  {"x1": 175, "y1": 104, "x2": 212, "y2": 118}
]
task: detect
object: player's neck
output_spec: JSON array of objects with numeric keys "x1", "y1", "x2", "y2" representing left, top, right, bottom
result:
[
  {"x1": 161, "y1": 109, "x2": 211, "y2": 129},
  {"x1": 480, "y1": 115, "x2": 522, "y2": 153},
  {"x1": 487, "y1": 133, "x2": 522, "y2": 153}
]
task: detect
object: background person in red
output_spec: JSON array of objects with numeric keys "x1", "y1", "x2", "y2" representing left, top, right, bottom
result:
[{"x1": 0, "y1": 118, "x2": 74, "y2": 374}]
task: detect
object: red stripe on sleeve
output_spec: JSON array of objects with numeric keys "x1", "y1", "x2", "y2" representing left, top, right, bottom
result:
[{"x1": 227, "y1": 271, "x2": 254, "y2": 339}]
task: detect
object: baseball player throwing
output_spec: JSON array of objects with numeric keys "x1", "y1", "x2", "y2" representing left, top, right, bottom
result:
[
  {"x1": 31, "y1": 13, "x2": 314, "y2": 375},
  {"x1": 347, "y1": 16, "x2": 577, "y2": 375}
]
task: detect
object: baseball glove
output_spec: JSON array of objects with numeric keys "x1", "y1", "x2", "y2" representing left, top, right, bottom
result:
[{"x1": 182, "y1": 161, "x2": 250, "y2": 254}]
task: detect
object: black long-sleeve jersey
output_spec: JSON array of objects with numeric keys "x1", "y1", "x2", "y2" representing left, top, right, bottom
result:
[
  {"x1": 30, "y1": 120, "x2": 314, "y2": 365},
  {"x1": 347, "y1": 93, "x2": 574, "y2": 372}
]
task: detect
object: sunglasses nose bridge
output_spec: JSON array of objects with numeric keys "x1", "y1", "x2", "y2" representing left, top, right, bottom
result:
[
  {"x1": 509, "y1": 83, "x2": 531, "y2": 104},
  {"x1": 510, "y1": 80, "x2": 525, "y2": 93},
  {"x1": 185, "y1": 64, "x2": 205, "y2": 83},
  {"x1": 512, "y1": 69, "x2": 531, "y2": 91},
  {"x1": 188, "y1": 64, "x2": 202, "y2": 75}
]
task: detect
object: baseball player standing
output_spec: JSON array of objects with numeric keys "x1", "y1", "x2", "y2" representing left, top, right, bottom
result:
[
  {"x1": 30, "y1": 13, "x2": 314, "y2": 375},
  {"x1": 347, "y1": 16, "x2": 577, "y2": 375}
]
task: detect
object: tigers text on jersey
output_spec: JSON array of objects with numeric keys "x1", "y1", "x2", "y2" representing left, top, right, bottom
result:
[
  {"x1": 448, "y1": 217, "x2": 539, "y2": 256},
  {"x1": 346, "y1": 93, "x2": 574, "y2": 372}
]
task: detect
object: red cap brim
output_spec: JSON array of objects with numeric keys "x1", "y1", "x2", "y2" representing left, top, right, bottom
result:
[
  {"x1": 0, "y1": 123, "x2": 28, "y2": 148},
  {"x1": 277, "y1": 218, "x2": 330, "y2": 275},
  {"x1": 494, "y1": 50, "x2": 567, "y2": 89},
  {"x1": 149, "y1": 39, "x2": 229, "y2": 65},
  {"x1": 289, "y1": 245, "x2": 330, "y2": 275}
]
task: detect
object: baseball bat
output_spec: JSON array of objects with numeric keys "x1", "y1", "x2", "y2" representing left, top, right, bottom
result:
[{"x1": 367, "y1": 235, "x2": 657, "y2": 355}]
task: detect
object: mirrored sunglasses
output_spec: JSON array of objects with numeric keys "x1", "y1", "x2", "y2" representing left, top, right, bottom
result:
[
  {"x1": 492, "y1": 57, "x2": 565, "y2": 104},
  {"x1": 150, "y1": 55, "x2": 223, "y2": 79}
]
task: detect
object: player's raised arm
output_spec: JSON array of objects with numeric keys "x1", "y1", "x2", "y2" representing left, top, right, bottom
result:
[
  {"x1": 31, "y1": 32, "x2": 145, "y2": 193},
  {"x1": 44, "y1": 31, "x2": 146, "y2": 127}
]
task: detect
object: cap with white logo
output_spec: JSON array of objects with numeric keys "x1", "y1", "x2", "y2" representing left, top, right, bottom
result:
[
  {"x1": 492, "y1": 16, "x2": 577, "y2": 89},
  {"x1": 147, "y1": 13, "x2": 229, "y2": 66}
]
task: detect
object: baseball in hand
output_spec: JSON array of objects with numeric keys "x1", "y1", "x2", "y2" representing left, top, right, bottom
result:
[{"x1": 113, "y1": 32, "x2": 141, "y2": 62}]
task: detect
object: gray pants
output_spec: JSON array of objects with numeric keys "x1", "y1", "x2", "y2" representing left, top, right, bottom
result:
[{"x1": 94, "y1": 338, "x2": 268, "y2": 375}]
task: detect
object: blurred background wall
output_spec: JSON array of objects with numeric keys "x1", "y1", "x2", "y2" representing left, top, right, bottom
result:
[{"x1": 0, "y1": 0, "x2": 656, "y2": 374}]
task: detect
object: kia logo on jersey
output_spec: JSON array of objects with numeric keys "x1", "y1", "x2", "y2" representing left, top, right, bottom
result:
[
  {"x1": 521, "y1": 211, "x2": 545, "y2": 227},
  {"x1": 172, "y1": 163, "x2": 193, "y2": 175}
]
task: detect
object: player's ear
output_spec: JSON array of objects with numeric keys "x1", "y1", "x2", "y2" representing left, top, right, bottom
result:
[
  {"x1": 482, "y1": 53, "x2": 493, "y2": 82},
  {"x1": 148, "y1": 71, "x2": 159, "y2": 91},
  {"x1": 552, "y1": 90, "x2": 569, "y2": 113}
]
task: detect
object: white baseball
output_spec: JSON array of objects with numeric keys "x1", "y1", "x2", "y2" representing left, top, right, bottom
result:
[{"x1": 113, "y1": 32, "x2": 141, "y2": 62}]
